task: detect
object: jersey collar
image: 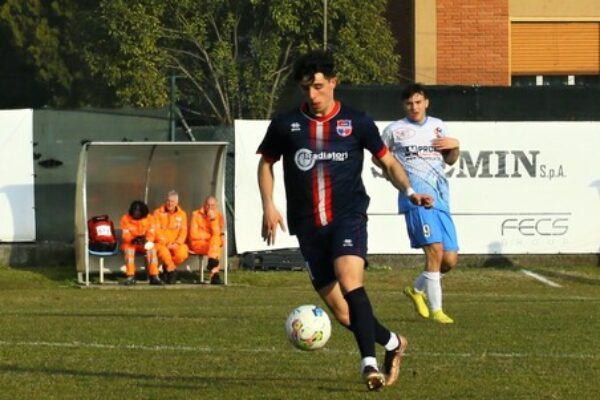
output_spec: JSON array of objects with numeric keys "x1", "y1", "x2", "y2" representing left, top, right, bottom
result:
[
  {"x1": 300, "y1": 101, "x2": 341, "y2": 122},
  {"x1": 405, "y1": 115, "x2": 429, "y2": 127}
]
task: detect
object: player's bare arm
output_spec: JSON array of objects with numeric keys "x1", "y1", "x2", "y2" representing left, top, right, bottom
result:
[
  {"x1": 371, "y1": 155, "x2": 390, "y2": 181},
  {"x1": 376, "y1": 152, "x2": 434, "y2": 208},
  {"x1": 432, "y1": 136, "x2": 460, "y2": 165},
  {"x1": 257, "y1": 157, "x2": 287, "y2": 245}
]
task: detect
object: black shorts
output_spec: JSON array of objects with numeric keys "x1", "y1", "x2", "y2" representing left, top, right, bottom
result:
[{"x1": 297, "y1": 212, "x2": 368, "y2": 291}]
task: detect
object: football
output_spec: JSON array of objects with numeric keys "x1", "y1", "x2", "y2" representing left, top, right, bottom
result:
[{"x1": 285, "y1": 304, "x2": 331, "y2": 351}]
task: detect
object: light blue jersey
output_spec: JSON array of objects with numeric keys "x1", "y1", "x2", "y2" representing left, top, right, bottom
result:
[{"x1": 381, "y1": 116, "x2": 451, "y2": 213}]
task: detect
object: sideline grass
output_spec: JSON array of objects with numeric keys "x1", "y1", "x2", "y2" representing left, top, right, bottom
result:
[{"x1": 0, "y1": 264, "x2": 598, "y2": 399}]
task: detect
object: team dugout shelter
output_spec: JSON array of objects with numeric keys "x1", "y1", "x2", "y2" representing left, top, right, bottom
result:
[{"x1": 75, "y1": 142, "x2": 228, "y2": 286}]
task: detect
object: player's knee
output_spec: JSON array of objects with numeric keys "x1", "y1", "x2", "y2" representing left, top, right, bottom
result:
[
  {"x1": 440, "y1": 263, "x2": 453, "y2": 274},
  {"x1": 441, "y1": 253, "x2": 458, "y2": 273}
]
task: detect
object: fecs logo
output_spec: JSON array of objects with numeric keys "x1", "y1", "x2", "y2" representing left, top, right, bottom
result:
[
  {"x1": 294, "y1": 148, "x2": 348, "y2": 171},
  {"x1": 501, "y1": 218, "x2": 569, "y2": 236}
]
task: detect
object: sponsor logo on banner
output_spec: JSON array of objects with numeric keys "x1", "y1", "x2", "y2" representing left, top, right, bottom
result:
[
  {"x1": 501, "y1": 216, "x2": 569, "y2": 236},
  {"x1": 336, "y1": 120, "x2": 352, "y2": 137},
  {"x1": 446, "y1": 150, "x2": 566, "y2": 180},
  {"x1": 496, "y1": 215, "x2": 571, "y2": 249}
]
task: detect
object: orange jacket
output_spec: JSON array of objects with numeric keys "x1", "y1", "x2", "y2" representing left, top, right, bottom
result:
[
  {"x1": 120, "y1": 213, "x2": 156, "y2": 245},
  {"x1": 153, "y1": 205, "x2": 188, "y2": 245},
  {"x1": 189, "y1": 209, "x2": 224, "y2": 246}
]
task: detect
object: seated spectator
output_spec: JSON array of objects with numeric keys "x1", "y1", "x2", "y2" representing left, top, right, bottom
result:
[
  {"x1": 153, "y1": 190, "x2": 189, "y2": 284},
  {"x1": 189, "y1": 195, "x2": 225, "y2": 284},
  {"x1": 120, "y1": 200, "x2": 163, "y2": 286}
]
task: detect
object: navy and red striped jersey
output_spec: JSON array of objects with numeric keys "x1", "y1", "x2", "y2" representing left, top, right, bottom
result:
[{"x1": 257, "y1": 101, "x2": 388, "y2": 235}]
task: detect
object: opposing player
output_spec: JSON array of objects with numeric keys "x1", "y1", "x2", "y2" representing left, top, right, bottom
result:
[
  {"x1": 257, "y1": 50, "x2": 433, "y2": 391},
  {"x1": 380, "y1": 83, "x2": 460, "y2": 324}
]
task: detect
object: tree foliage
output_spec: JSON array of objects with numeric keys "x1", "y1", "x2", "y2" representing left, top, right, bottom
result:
[
  {"x1": 2, "y1": 0, "x2": 400, "y2": 124},
  {"x1": 87, "y1": 0, "x2": 399, "y2": 124},
  {"x1": 0, "y1": 0, "x2": 115, "y2": 107}
]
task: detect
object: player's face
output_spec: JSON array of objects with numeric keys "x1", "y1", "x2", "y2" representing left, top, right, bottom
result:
[
  {"x1": 403, "y1": 92, "x2": 429, "y2": 123},
  {"x1": 166, "y1": 195, "x2": 178, "y2": 212},
  {"x1": 299, "y1": 73, "x2": 337, "y2": 117}
]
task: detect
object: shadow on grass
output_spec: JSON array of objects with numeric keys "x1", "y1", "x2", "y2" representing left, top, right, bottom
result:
[
  {"x1": 481, "y1": 255, "x2": 518, "y2": 270},
  {"x1": 19, "y1": 265, "x2": 76, "y2": 280},
  {"x1": 0, "y1": 264, "x2": 78, "y2": 288},
  {"x1": 535, "y1": 269, "x2": 600, "y2": 286},
  {"x1": 0, "y1": 363, "x2": 357, "y2": 392}
]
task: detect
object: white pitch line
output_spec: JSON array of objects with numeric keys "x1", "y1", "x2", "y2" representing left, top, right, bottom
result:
[
  {"x1": 0, "y1": 340, "x2": 261, "y2": 354},
  {"x1": 0, "y1": 340, "x2": 597, "y2": 360},
  {"x1": 521, "y1": 269, "x2": 562, "y2": 287}
]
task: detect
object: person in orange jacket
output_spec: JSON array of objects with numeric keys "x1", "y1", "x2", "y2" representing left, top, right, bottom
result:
[
  {"x1": 120, "y1": 200, "x2": 163, "y2": 285},
  {"x1": 153, "y1": 190, "x2": 189, "y2": 284},
  {"x1": 189, "y1": 195, "x2": 225, "y2": 284}
]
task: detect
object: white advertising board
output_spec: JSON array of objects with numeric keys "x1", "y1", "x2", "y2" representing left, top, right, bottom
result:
[
  {"x1": 0, "y1": 109, "x2": 36, "y2": 241},
  {"x1": 235, "y1": 120, "x2": 600, "y2": 254}
]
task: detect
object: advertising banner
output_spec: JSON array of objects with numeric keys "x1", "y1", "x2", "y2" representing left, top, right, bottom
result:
[
  {"x1": 0, "y1": 109, "x2": 36, "y2": 241},
  {"x1": 235, "y1": 120, "x2": 600, "y2": 254}
]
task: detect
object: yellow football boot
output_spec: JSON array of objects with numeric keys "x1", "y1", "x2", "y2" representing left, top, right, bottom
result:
[
  {"x1": 403, "y1": 286, "x2": 430, "y2": 318},
  {"x1": 430, "y1": 310, "x2": 454, "y2": 324}
]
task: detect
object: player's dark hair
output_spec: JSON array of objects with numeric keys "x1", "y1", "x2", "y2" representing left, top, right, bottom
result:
[
  {"x1": 402, "y1": 83, "x2": 428, "y2": 100},
  {"x1": 293, "y1": 50, "x2": 336, "y2": 83},
  {"x1": 128, "y1": 200, "x2": 149, "y2": 219}
]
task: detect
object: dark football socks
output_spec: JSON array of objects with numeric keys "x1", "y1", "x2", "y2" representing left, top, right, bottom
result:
[{"x1": 344, "y1": 286, "x2": 376, "y2": 358}]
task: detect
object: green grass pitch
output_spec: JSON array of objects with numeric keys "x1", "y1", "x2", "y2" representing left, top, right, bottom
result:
[{"x1": 0, "y1": 263, "x2": 598, "y2": 399}]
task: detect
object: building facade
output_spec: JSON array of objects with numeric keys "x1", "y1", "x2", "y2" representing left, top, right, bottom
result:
[{"x1": 389, "y1": 0, "x2": 600, "y2": 86}]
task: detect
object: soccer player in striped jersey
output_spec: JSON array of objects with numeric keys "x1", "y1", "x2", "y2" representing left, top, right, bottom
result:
[
  {"x1": 380, "y1": 83, "x2": 460, "y2": 324},
  {"x1": 257, "y1": 50, "x2": 433, "y2": 391}
]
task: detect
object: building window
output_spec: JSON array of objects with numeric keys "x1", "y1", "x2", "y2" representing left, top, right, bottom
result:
[{"x1": 511, "y1": 22, "x2": 600, "y2": 77}]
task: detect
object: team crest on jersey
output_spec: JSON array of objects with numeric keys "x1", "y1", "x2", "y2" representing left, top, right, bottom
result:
[{"x1": 336, "y1": 120, "x2": 353, "y2": 137}]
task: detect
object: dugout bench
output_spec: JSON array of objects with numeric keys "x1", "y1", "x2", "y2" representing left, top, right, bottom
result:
[{"x1": 75, "y1": 142, "x2": 228, "y2": 286}]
